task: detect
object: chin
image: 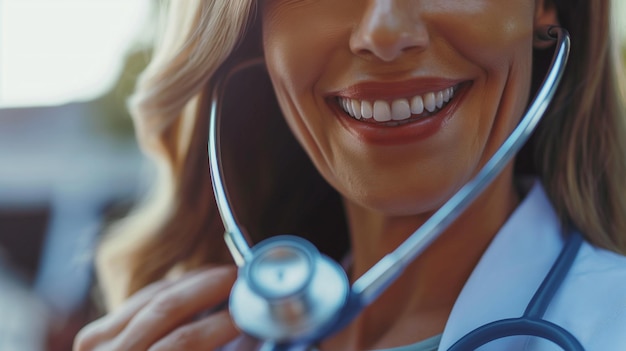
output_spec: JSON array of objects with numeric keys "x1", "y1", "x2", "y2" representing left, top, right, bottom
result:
[{"x1": 345, "y1": 180, "x2": 464, "y2": 217}]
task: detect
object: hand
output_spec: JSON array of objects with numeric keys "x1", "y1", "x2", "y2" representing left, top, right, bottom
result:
[{"x1": 74, "y1": 265, "x2": 240, "y2": 351}]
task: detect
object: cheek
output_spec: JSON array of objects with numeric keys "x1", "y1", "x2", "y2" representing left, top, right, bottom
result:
[
  {"x1": 260, "y1": 1, "x2": 354, "y2": 186},
  {"x1": 429, "y1": 1, "x2": 536, "y2": 69},
  {"x1": 431, "y1": 1, "x2": 536, "y2": 145},
  {"x1": 262, "y1": 2, "x2": 347, "y2": 97}
]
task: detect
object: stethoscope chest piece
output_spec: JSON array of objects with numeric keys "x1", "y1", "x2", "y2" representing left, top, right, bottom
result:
[{"x1": 229, "y1": 235, "x2": 350, "y2": 343}]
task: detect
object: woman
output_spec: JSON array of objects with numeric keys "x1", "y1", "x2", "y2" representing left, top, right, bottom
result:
[{"x1": 75, "y1": 0, "x2": 626, "y2": 350}]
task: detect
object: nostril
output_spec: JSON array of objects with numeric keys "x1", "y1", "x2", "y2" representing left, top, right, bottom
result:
[
  {"x1": 350, "y1": 30, "x2": 428, "y2": 62},
  {"x1": 349, "y1": 9, "x2": 429, "y2": 62}
]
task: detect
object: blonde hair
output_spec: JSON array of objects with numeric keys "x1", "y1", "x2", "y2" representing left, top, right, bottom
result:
[
  {"x1": 537, "y1": 0, "x2": 626, "y2": 252},
  {"x1": 97, "y1": 0, "x2": 256, "y2": 309},
  {"x1": 96, "y1": 0, "x2": 626, "y2": 309}
]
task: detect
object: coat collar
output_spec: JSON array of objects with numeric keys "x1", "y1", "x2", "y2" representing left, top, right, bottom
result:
[{"x1": 438, "y1": 180, "x2": 566, "y2": 350}]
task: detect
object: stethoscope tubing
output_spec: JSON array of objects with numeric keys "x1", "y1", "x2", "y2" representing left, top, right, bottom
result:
[
  {"x1": 208, "y1": 58, "x2": 264, "y2": 266},
  {"x1": 208, "y1": 26, "x2": 575, "y2": 350},
  {"x1": 447, "y1": 230, "x2": 585, "y2": 350},
  {"x1": 351, "y1": 25, "x2": 571, "y2": 306},
  {"x1": 299, "y1": 25, "x2": 573, "y2": 345}
]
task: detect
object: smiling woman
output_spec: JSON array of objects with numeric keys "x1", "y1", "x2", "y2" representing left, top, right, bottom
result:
[
  {"x1": 74, "y1": 0, "x2": 626, "y2": 350},
  {"x1": 0, "y1": 0, "x2": 151, "y2": 107},
  {"x1": 261, "y1": 0, "x2": 550, "y2": 218}
]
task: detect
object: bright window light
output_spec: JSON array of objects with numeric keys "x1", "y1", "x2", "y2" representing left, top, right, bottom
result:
[{"x1": 0, "y1": 0, "x2": 151, "y2": 108}]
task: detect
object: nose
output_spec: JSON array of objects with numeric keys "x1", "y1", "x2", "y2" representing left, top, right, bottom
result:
[{"x1": 350, "y1": 0, "x2": 429, "y2": 62}]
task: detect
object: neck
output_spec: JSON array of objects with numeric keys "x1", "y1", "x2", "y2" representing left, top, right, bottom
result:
[{"x1": 325, "y1": 170, "x2": 519, "y2": 350}]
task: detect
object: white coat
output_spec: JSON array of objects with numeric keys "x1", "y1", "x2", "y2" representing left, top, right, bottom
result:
[{"x1": 438, "y1": 180, "x2": 626, "y2": 350}]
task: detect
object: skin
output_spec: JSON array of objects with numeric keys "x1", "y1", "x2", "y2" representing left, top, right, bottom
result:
[
  {"x1": 74, "y1": 1, "x2": 558, "y2": 350},
  {"x1": 262, "y1": 0, "x2": 557, "y2": 349},
  {"x1": 73, "y1": 267, "x2": 240, "y2": 351}
]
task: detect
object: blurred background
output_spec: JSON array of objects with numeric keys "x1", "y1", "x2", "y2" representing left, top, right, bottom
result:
[
  {"x1": 0, "y1": 1, "x2": 625, "y2": 351},
  {"x1": 0, "y1": 1, "x2": 154, "y2": 350}
]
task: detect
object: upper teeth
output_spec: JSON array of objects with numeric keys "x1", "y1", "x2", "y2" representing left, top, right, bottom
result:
[{"x1": 338, "y1": 86, "x2": 455, "y2": 122}]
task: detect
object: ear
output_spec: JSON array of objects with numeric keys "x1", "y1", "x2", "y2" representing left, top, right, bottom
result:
[{"x1": 533, "y1": 0, "x2": 560, "y2": 48}]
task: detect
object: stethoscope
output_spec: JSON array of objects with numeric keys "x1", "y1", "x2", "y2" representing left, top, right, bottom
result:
[{"x1": 208, "y1": 26, "x2": 581, "y2": 350}]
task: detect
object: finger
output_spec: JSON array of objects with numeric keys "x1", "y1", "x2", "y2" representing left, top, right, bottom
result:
[
  {"x1": 74, "y1": 277, "x2": 179, "y2": 351},
  {"x1": 111, "y1": 265, "x2": 237, "y2": 351},
  {"x1": 148, "y1": 310, "x2": 240, "y2": 351},
  {"x1": 75, "y1": 267, "x2": 225, "y2": 351}
]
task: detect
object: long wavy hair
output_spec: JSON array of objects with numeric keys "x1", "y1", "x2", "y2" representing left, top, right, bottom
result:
[{"x1": 96, "y1": 0, "x2": 626, "y2": 309}]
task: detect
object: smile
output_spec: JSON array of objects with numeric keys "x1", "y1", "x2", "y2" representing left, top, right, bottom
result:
[{"x1": 336, "y1": 86, "x2": 457, "y2": 126}]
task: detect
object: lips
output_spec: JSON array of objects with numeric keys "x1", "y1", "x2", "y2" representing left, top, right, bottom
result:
[{"x1": 328, "y1": 79, "x2": 470, "y2": 145}]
